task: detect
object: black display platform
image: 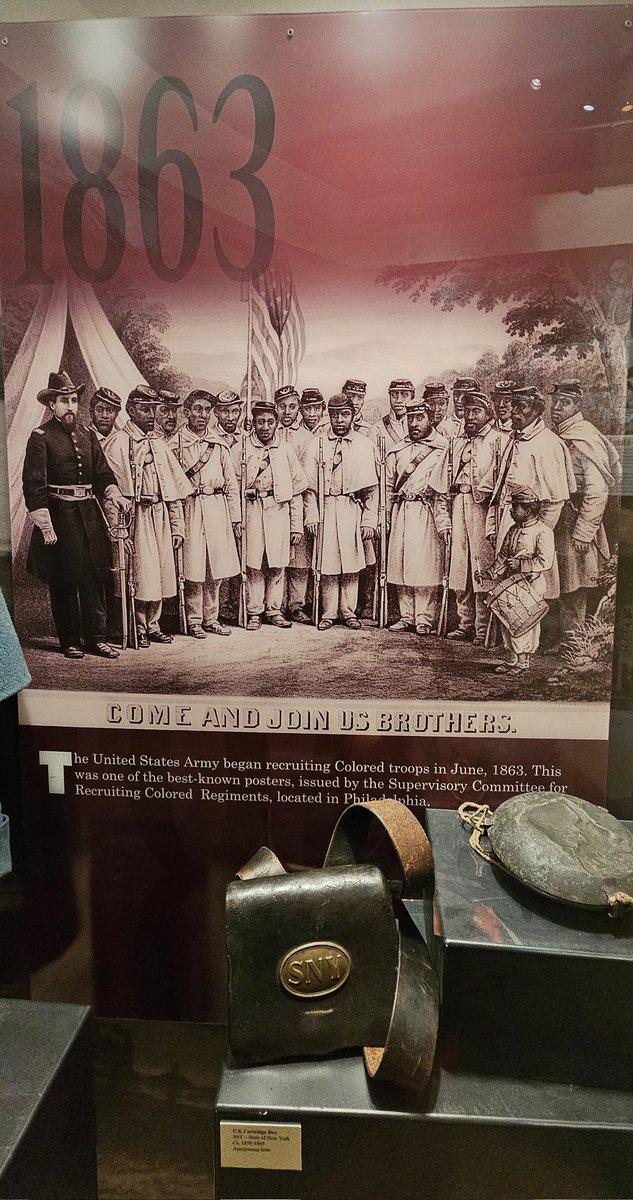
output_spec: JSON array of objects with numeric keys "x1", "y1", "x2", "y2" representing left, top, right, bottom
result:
[
  {"x1": 215, "y1": 1053, "x2": 633, "y2": 1199},
  {"x1": 421, "y1": 810, "x2": 633, "y2": 1089},
  {"x1": 0, "y1": 999, "x2": 97, "y2": 1200}
]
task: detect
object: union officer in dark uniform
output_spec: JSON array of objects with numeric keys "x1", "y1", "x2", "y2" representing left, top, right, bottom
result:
[{"x1": 22, "y1": 370, "x2": 129, "y2": 659}]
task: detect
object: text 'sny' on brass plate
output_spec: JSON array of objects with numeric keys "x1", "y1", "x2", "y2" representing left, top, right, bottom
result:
[{"x1": 279, "y1": 942, "x2": 352, "y2": 998}]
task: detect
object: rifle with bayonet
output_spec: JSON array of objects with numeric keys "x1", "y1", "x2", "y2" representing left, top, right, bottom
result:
[
  {"x1": 126, "y1": 440, "x2": 139, "y2": 649},
  {"x1": 484, "y1": 436, "x2": 502, "y2": 649},
  {"x1": 311, "y1": 434, "x2": 325, "y2": 626},
  {"x1": 176, "y1": 542, "x2": 188, "y2": 635},
  {"x1": 238, "y1": 437, "x2": 248, "y2": 628},
  {"x1": 437, "y1": 438, "x2": 453, "y2": 637},
  {"x1": 376, "y1": 433, "x2": 388, "y2": 627}
]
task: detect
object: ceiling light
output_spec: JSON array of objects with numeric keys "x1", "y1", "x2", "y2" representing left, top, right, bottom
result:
[{"x1": 583, "y1": 103, "x2": 595, "y2": 112}]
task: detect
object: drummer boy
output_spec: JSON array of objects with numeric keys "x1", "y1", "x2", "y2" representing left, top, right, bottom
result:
[{"x1": 478, "y1": 486, "x2": 555, "y2": 676}]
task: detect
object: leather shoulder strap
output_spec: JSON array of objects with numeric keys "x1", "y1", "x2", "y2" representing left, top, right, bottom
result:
[{"x1": 324, "y1": 799, "x2": 433, "y2": 897}]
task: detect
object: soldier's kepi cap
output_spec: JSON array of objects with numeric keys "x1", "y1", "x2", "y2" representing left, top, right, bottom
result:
[
  {"x1": 423, "y1": 384, "x2": 449, "y2": 399},
  {"x1": 493, "y1": 379, "x2": 518, "y2": 396},
  {"x1": 328, "y1": 392, "x2": 355, "y2": 410},
  {"x1": 342, "y1": 378, "x2": 367, "y2": 395},
  {"x1": 37, "y1": 370, "x2": 86, "y2": 404},
  {"x1": 185, "y1": 388, "x2": 218, "y2": 407},
  {"x1": 389, "y1": 378, "x2": 414, "y2": 392},
  {"x1": 92, "y1": 386, "x2": 121, "y2": 411},
  {"x1": 301, "y1": 388, "x2": 324, "y2": 405},
  {"x1": 511, "y1": 386, "x2": 543, "y2": 402},
  {"x1": 251, "y1": 397, "x2": 277, "y2": 416},
  {"x1": 216, "y1": 389, "x2": 240, "y2": 407},
  {"x1": 128, "y1": 384, "x2": 160, "y2": 405},
  {"x1": 453, "y1": 376, "x2": 479, "y2": 392},
  {"x1": 462, "y1": 390, "x2": 494, "y2": 416},
  {"x1": 404, "y1": 396, "x2": 431, "y2": 414},
  {"x1": 157, "y1": 389, "x2": 182, "y2": 407},
  {"x1": 549, "y1": 380, "x2": 583, "y2": 400},
  {"x1": 507, "y1": 485, "x2": 540, "y2": 506},
  {"x1": 274, "y1": 384, "x2": 300, "y2": 403}
]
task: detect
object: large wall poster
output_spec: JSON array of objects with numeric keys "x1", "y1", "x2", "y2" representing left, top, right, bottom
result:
[{"x1": 0, "y1": 8, "x2": 631, "y2": 1017}]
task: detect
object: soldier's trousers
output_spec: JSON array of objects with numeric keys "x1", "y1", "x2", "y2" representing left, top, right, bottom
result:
[
  {"x1": 397, "y1": 585, "x2": 440, "y2": 630},
  {"x1": 136, "y1": 600, "x2": 163, "y2": 636},
  {"x1": 287, "y1": 568, "x2": 309, "y2": 613},
  {"x1": 321, "y1": 573, "x2": 358, "y2": 621},
  {"x1": 247, "y1": 559, "x2": 284, "y2": 616},
  {"x1": 186, "y1": 571, "x2": 221, "y2": 627},
  {"x1": 49, "y1": 572, "x2": 106, "y2": 651},
  {"x1": 455, "y1": 586, "x2": 488, "y2": 639}
]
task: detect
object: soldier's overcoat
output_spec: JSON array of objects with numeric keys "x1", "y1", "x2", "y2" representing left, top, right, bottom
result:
[
  {"x1": 432, "y1": 423, "x2": 509, "y2": 592},
  {"x1": 169, "y1": 426, "x2": 240, "y2": 582},
  {"x1": 304, "y1": 430, "x2": 378, "y2": 575},
  {"x1": 238, "y1": 431, "x2": 307, "y2": 570},
  {"x1": 555, "y1": 413, "x2": 620, "y2": 593},
  {"x1": 386, "y1": 432, "x2": 447, "y2": 587}
]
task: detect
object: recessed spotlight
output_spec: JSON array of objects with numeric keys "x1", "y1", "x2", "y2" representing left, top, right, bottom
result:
[
  {"x1": 530, "y1": 78, "x2": 542, "y2": 91},
  {"x1": 622, "y1": 101, "x2": 633, "y2": 113},
  {"x1": 583, "y1": 103, "x2": 595, "y2": 112}
]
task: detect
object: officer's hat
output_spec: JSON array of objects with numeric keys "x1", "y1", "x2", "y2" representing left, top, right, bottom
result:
[
  {"x1": 274, "y1": 384, "x2": 300, "y2": 403},
  {"x1": 389, "y1": 378, "x2": 414, "y2": 393},
  {"x1": 251, "y1": 398, "x2": 277, "y2": 417},
  {"x1": 216, "y1": 389, "x2": 241, "y2": 407},
  {"x1": 301, "y1": 388, "x2": 324, "y2": 405},
  {"x1": 342, "y1": 379, "x2": 367, "y2": 395},
  {"x1": 549, "y1": 380, "x2": 583, "y2": 401},
  {"x1": 185, "y1": 389, "x2": 218, "y2": 408},
  {"x1": 328, "y1": 392, "x2": 355, "y2": 411},
  {"x1": 453, "y1": 376, "x2": 479, "y2": 392},
  {"x1": 157, "y1": 389, "x2": 182, "y2": 407},
  {"x1": 493, "y1": 379, "x2": 518, "y2": 396},
  {"x1": 128, "y1": 385, "x2": 160, "y2": 405},
  {"x1": 462, "y1": 391, "x2": 494, "y2": 416},
  {"x1": 37, "y1": 370, "x2": 86, "y2": 405},
  {"x1": 423, "y1": 384, "x2": 449, "y2": 400},
  {"x1": 91, "y1": 386, "x2": 121, "y2": 411}
]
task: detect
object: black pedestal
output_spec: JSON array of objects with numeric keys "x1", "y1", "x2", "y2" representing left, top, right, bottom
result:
[
  {"x1": 422, "y1": 810, "x2": 633, "y2": 1089},
  {"x1": 0, "y1": 999, "x2": 97, "y2": 1200},
  {"x1": 215, "y1": 1054, "x2": 633, "y2": 1200}
]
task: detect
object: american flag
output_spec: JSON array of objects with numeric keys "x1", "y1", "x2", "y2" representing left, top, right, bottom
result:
[{"x1": 242, "y1": 254, "x2": 306, "y2": 403}]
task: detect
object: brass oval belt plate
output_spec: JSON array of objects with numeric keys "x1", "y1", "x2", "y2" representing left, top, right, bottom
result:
[{"x1": 279, "y1": 941, "x2": 352, "y2": 998}]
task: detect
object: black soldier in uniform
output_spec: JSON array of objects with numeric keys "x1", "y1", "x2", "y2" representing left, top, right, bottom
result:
[{"x1": 22, "y1": 370, "x2": 129, "y2": 659}]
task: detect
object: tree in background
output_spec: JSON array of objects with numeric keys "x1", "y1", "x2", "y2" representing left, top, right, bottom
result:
[
  {"x1": 97, "y1": 283, "x2": 192, "y2": 396},
  {"x1": 382, "y1": 248, "x2": 632, "y2": 426}
]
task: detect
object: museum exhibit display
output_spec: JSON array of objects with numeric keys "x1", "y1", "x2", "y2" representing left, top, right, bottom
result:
[{"x1": 0, "y1": 2, "x2": 632, "y2": 1197}]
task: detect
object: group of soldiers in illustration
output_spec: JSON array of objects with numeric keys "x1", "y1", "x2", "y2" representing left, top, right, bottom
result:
[{"x1": 23, "y1": 365, "x2": 621, "y2": 676}]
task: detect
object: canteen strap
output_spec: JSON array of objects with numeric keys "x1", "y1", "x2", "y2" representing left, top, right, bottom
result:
[{"x1": 324, "y1": 798, "x2": 433, "y2": 899}]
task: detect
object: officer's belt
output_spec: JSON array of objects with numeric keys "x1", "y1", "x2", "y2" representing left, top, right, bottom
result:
[
  {"x1": 49, "y1": 484, "x2": 93, "y2": 501},
  {"x1": 137, "y1": 494, "x2": 162, "y2": 506},
  {"x1": 245, "y1": 489, "x2": 273, "y2": 499},
  {"x1": 393, "y1": 493, "x2": 431, "y2": 505},
  {"x1": 193, "y1": 486, "x2": 225, "y2": 496}
]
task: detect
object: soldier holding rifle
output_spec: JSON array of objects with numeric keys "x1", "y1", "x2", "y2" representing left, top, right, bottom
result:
[
  {"x1": 385, "y1": 396, "x2": 448, "y2": 636},
  {"x1": 304, "y1": 393, "x2": 377, "y2": 631},
  {"x1": 104, "y1": 385, "x2": 191, "y2": 649},
  {"x1": 169, "y1": 389, "x2": 241, "y2": 639},
  {"x1": 240, "y1": 398, "x2": 308, "y2": 631},
  {"x1": 432, "y1": 392, "x2": 508, "y2": 645}
]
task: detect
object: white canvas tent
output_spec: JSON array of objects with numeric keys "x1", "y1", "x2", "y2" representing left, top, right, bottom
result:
[{"x1": 4, "y1": 274, "x2": 146, "y2": 547}]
